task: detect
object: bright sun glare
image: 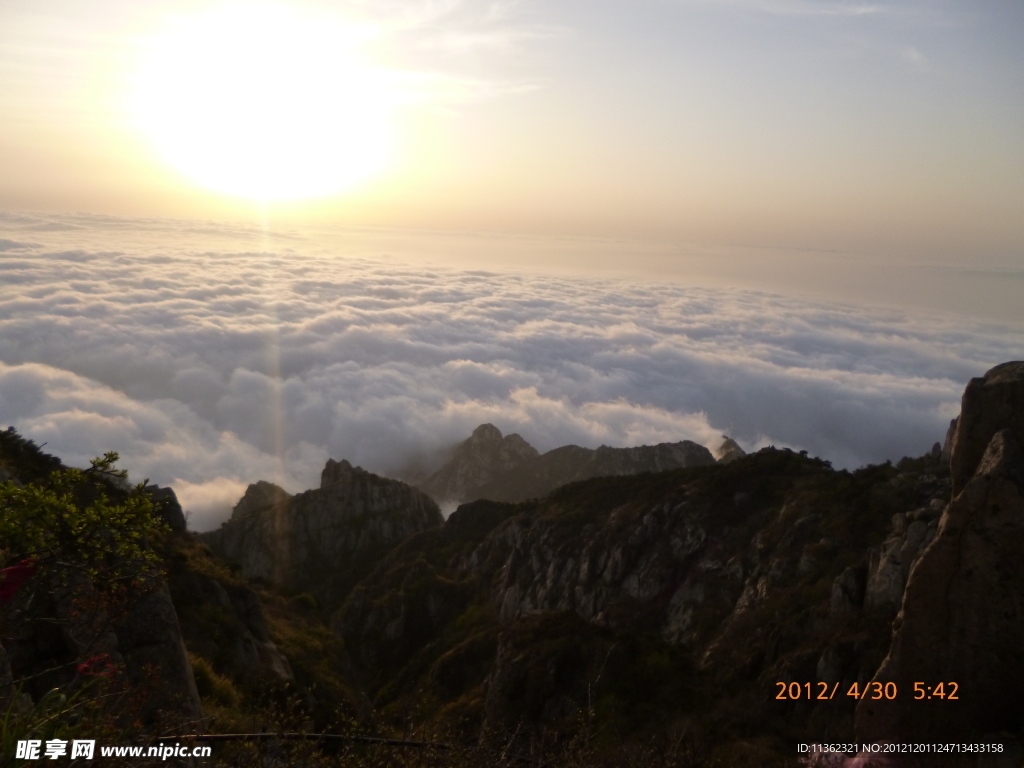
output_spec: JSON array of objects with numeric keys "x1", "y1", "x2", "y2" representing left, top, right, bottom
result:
[{"x1": 131, "y1": 4, "x2": 396, "y2": 201}]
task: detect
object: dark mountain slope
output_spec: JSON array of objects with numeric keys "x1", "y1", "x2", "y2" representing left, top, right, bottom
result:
[{"x1": 334, "y1": 447, "x2": 950, "y2": 756}]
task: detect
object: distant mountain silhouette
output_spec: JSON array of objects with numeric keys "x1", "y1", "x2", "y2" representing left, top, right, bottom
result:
[{"x1": 415, "y1": 424, "x2": 715, "y2": 505}]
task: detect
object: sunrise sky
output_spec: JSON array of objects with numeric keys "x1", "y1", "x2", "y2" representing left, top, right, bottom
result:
[
  {"x1": 1, "y1": 0, "x2": 1021, "y2": 528},
  {"x1": 3, "y1": 0, "x2": 1023, "y2": 256}
]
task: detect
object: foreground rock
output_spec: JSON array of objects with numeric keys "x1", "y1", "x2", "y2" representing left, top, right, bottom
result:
[
  {"x1": 857, "y1": 361, "x2": 1024, "y2": 747},
  {"x1": 202, "y1": 459, "x2": 442, "y2": 609}
]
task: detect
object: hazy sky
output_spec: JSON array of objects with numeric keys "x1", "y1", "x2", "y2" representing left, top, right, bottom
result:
[
  {"x1": 0, "y1": 2, "x2": 1021, "y2": 528},
  {"x1": 2, "y1": 0, "x2": 1023, "y2": 261}
]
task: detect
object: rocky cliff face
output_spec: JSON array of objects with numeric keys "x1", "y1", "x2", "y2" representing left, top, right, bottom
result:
[
  {"x1": 418, "y1": 424, "x2": 539, "y2": 505},
  {"x1": 857, "y1": 361, "x2": 1024, "y2": 747},
  {"x1": 202, "y1": 459, "x2": 442, "y2": 610},
  {"x1": 332, "y1": 365, "x2": 1024, "y2": 757},
  {"x1": 333, "y1": 444, "x2": 950, "y2": 746}
]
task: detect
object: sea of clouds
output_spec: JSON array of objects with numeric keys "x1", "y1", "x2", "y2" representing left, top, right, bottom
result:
[{"x1": 0, "y1": 211, "x2": 1019, "y2": 531}]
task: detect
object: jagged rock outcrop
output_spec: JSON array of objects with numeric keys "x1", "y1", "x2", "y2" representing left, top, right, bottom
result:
[
  {"x1": 465, "y1": 439, "x2": 716, "y2": 504},
  {"x1": 829, "y1": 565, "x2": 867, "y2": 618},
  {"x1": 418, "y1": 424, "x2": 539, "y2": 504},
  {"x1": 949, "y1": 361, "x2": 1024, "y2": 494},
  {"x1": 857, "y1": 361, "x2": 1024, "y2": 746},
  {"x1": 205, "y1": 481, "x2": 292, "y2": 586},
  {"x1": 861, "y1": 500, "x2": 943, "y2": 616},
  {"x1": 147, "y1": 484, "x2": 187, "y2": 532},
  {"x1": 716, "y1": 436, "x2": 746, "y2": 463},
  {"x1": 228, "y1": 479, "x2": 291, "y2": 521},
  {"x1": 4, "y1": 581, "x2": 204, "y2": 729},
  {"x1": 464, "y1": 490, "x2": 735, "y2": 636},
  {"x1": 203, "y1": 460, "x2": 442, "y2": 609}
]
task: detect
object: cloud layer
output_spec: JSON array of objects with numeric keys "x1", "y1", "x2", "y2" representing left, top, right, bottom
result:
[{"x1": 0, "y1": 212, "x2": 1019, "y2": 530}]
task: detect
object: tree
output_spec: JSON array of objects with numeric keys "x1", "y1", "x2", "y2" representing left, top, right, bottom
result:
[
  {"x1": 0, "y1": 451, "x2": 167, "y2": 603},
  {"x1": 1, "y1": 451, "x2": 172, "y2": 757}
]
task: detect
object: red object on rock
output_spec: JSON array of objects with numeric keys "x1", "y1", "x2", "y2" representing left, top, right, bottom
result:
[
  {"x1": 77, "y1": 653, "x2": 116, "y2": 678},
  {"x1": 0, "y1": 558, "x2": 37, "y2": 603}
]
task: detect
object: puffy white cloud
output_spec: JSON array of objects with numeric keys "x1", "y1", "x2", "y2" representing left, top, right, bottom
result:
[{"x1": 0, "y1": 212, "x2": 1019, "y2": 530}]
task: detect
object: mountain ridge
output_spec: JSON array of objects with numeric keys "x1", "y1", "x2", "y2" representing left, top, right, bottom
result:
[
  {"x1": 4, "y1": 362, "x2": 1024, "y2": 766},
  {"x1": 412, "y1": 424, "x2": 716, "y2": 506}
]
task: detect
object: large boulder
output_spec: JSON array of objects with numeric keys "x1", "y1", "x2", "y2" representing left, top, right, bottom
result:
[{"x1": 857, "y1": 361, "x2": 1024, "y2": 746}]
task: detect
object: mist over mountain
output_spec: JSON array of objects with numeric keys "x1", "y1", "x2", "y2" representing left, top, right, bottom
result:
[
  {"x1": 413, "y1": 422, "x2": 716, "y2": 508},
  {"x1": 2, "y1": 213, "x2": 1020, "y2": 533}
]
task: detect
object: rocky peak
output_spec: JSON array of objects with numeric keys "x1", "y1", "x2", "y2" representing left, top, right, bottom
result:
[
  {"x1": 419, "y1": 424, "x2": 540, "y2": 504},
  {"x1": 470, "y1": 423, "x2": 503, "y2": 444},
  {"x1": 202, "y1": 459, "x2": 442, "y2": 610},
  {"x1": 715, "y1": 436, "x2": 746, "y2": 464},
  {"x1": 321, "y1": 458, "x2": 355, "y2": 488},
  {"x1": 949, "y1": 360, "x2": 1024, "y2": 494},
  {"x1": 145, "y1": 484, "x2": 187, "y2": 532},
  {"x1": 230, "y1": 480, "x2": 291, "y2": 521}
]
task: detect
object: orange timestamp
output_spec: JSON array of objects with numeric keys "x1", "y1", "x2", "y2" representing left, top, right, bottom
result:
[{"x1": 775, "y1": 682, "x2": 959, "y2": 700}]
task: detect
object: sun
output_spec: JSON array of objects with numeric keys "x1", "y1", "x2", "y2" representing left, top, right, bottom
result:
[{"x1": 130, "y1": 4, "x2": 396, "y2": 201}]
